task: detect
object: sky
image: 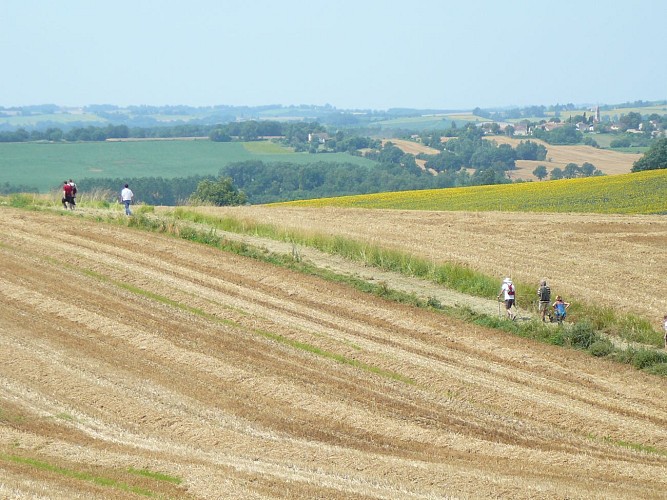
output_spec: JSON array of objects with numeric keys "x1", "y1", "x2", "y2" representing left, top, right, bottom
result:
[{"x1": 2, "y1": 0, "x2": 666, "y2": 111}]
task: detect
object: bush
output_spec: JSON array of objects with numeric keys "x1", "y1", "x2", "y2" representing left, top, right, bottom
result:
[
  {"x1": 644, "y1": 363, "x2": 667, "y2": 376},
  {"x1": 610, "y1": 347, "x2": 637, "y2": 365},
  {"x1": 589, "y1": 339, "x2": 614, "y2": 357},
  {"x1": 564, "y1": 321, "x2": 598, "y2": 349},
  {"x1": 631, "y1": 349, "x2": 667, "y2": 370}
]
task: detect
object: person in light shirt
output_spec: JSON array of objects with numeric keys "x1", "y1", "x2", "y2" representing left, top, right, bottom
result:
[
  {"x1": 497, "y1": 277, "x2": 516, "y2": 320},
  {"x1": 120, "y1": 184, "x2": 134, "y2": 216}
]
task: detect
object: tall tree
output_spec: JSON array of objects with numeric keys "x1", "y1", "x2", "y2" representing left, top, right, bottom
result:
[
  {"x1": 190, "y1": 177, "x2": 247, "y2": 206},
  {"x1": 632, "y1": 138, "x2": 667, "y2": 172},
  {"x1": 532, "y1": 165, "x2": 548, "y2": 181}
]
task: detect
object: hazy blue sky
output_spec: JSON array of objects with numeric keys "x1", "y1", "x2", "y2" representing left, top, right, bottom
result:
[{"x1": 2, "y1": 0, "x2": 666, "y2": 110}]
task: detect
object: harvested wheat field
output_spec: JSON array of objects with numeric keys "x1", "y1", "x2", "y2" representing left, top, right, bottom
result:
[
  {"x1": 384, "y1": 139, "x2": 441, "y2": 174},
  {"x1": 391, "y1": 136, "x2": 641, "y2": 181},
  {"x1": 1, "y1": 207, "x2": 667, "y2": 499},
  {"x1": 487, "y1": 136, "x2": 642, "y2": 179},
  {"x1": 205, "y1": 206, "x2": 667, "y2": 325}
]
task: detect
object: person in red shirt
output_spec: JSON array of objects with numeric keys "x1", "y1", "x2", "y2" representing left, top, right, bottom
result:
[{"x1": 62, "y1": 181, "x2": 74, "y2": 209}]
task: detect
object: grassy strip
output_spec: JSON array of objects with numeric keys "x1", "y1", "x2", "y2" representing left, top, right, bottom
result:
[
  {"x1": 254, "y1": 326, "x2": 414, "y2": 385},
  {"x1": 168, "y1": 208, "x2": 663, "y2": 348},
  {"x1": 585, "y1": 434, "x2": 667, "y2": 457},
  {"x1": 127, "y1": 467, "x2": 182, "y2": 484},
  {"x1": 601, "y1": 437, "x2": 667, "y2": 456},
  {"x1": 0, "y1": 453, "x2": 155, "y2": 497}
]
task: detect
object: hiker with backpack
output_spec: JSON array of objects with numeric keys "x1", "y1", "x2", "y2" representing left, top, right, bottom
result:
[
  {"x1": 537, "y1": 278, "x2": 551, "y2": 322},
  {"x1": 68, "y1": 179, "x2": 77, "y2": 208},
  {"x1": 663, "y1": 314, "x2": 667, "y2": 349},
  {"x1": 497, "y1": 277, "x2": 516, "y2": 320}
]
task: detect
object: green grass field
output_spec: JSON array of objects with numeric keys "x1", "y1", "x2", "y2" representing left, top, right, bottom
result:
[{"x1": 0, "y1": 140, "x2": 376, "y2": 193}]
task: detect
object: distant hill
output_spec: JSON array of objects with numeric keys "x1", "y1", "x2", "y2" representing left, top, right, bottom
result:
[{"x1": 2, "y1": 100, "x2": 666, "y2": 132}]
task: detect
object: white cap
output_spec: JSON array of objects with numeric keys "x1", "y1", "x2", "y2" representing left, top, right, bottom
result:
[{"x1": 503, "y1": 277, "x2": 512, "y2": 283}]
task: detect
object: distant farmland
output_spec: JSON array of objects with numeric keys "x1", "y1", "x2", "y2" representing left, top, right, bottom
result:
[
  {"x1": 0, "y1": 140, "x2": 376, "y2": 192},
  {"x1": 487, "y1": 135, "x2": 642, "y2": 178}
]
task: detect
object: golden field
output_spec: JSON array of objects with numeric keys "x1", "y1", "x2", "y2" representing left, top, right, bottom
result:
[
  {"x1": 390, "y1": 135, "x2": 643, "y2": 180},
  {"x1": 1, "y1": 206, "x2": 666, "y2": 498},
  {"x1": 488, "y1": 135, "x2": 643, "y2": 179}
]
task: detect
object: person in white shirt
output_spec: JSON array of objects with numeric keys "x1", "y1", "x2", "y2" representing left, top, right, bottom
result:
[
  {"x1": 496, "y1": 277, "x2": 516, "y2": 320},
  {"x1": 120, "y1": 184, "x2": 134, "y2": 215},
  {"x1": 663, "y1": 314, "x2": 667, "y2": 349}
]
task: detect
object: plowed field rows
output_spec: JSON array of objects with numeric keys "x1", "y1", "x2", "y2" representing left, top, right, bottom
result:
[{"x1": 1, "y1": 208, "x2": 666, "y2": 498}]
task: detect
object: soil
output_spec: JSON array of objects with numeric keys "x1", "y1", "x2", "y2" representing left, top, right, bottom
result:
[{"x1": 1, "y1": 207, "x2": 666, "y2": 499}]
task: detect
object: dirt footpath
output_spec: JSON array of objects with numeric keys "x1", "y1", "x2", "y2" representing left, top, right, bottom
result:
[
  {"x1": 202, "y1": 205, "x2": 667, "y2": 324},
  {"x1": 209, "y1": 224, "x2": 509, "y2": 318}
]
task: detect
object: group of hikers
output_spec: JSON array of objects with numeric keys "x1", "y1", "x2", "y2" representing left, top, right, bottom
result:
[
  {"x1": 61, "y1": 181, "x2": 135, "y2": 215},
  {"x1": 499, "y1": 279, "x2": 667, "y2": 348},
  {"x1": 497, "y1": 277, "x2": 569, "y2": 323}
]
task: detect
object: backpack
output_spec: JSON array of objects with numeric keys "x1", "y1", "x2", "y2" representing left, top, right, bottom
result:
[
  {"x1": 71, "y1": 184, "x2": 77, "y2": 195},
  {"x1": 507, "y1": 283, "x2": 515, "y2": 296},
  {"x1": 539, "y1": 285, "x2": 551, "y2": 302}
]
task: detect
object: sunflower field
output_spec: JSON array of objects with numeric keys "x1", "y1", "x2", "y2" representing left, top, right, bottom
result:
[{"x1": 272, "y1": 169, "x2": 667, "y2": 214}]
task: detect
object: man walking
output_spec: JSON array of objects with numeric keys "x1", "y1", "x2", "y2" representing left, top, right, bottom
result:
[
  {"x1": 537, "y1": 278, "x2": 551, "y2": 322},
  {"x1": 62, "y1": 180, "x2": 74, "y2": 209},
  {"x1": 120, "y1": 184, "x2": 134, "y2": 215}
]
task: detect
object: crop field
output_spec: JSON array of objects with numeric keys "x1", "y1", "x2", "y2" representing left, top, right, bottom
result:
[
  {"x1": 486, "y1": 136, "x2": 643, "y2": 178},
  {"x1": 1, "y1": 205, "x2": 666, "y2": 498},
  {"x1": 0, "y1": 140, "x2": 376, "y2": 193},
  {"x1": 200, "y1": 203, "x2": 667, "y2": 325},
  {"x1": 273, "y1": 169, "x2": 667, "y2": 216},
  {"x1": 389, "y1": 135, "x2": 642, "y2": 181}
]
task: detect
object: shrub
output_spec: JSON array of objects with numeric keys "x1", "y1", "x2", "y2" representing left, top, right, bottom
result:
[
  {"x1": 644, "y1": 363, "x2": 667, "y2": 376},
  {"x1": 427, "y1": 296, "x2": 442, "y2": 309},
  {"x1": 564, "y1": 321, "x2": 598, "y2": 349},
  {"x1": 631, "y1": 349, "x2": 667, "y2": 370},
  {"x1": 588, "y1": 339, "x2": 614, "y2": 357},
  {"x1": 610, "y1": 347, "x2": 637, "y2": 365}
]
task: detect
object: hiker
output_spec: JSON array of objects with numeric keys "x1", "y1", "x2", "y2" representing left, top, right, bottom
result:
[
  {"x1": 663, "y1": 314, "x2": 667, "y2": 349},
  {"x1": 68, "y1": 179, "x2": 77, "y2": 209},
  {"x1": 537, "y1": 278, "x2": 551, "y2": 322},
  {"x1": 497, "y1": 277, "x2": 516, "y2": 320},
  {"x1": 552, "y1": 295, "x2": 570, "y2": 323},
  {"x1": 120, "y1": 183, "x2": 134, "y2": 215},
  {"x1": 62, "y1": 180, "x2": 74, "y2": 209}
]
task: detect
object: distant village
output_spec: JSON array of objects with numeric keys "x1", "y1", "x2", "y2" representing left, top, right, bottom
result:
[{"x1": 479, "y1": 106, "x2": 666, "y2": 139}]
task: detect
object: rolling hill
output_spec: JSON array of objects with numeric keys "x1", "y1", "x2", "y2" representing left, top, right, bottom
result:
[{"x1": 1, "y1": 206, "x2": 666, "y2": 498}]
